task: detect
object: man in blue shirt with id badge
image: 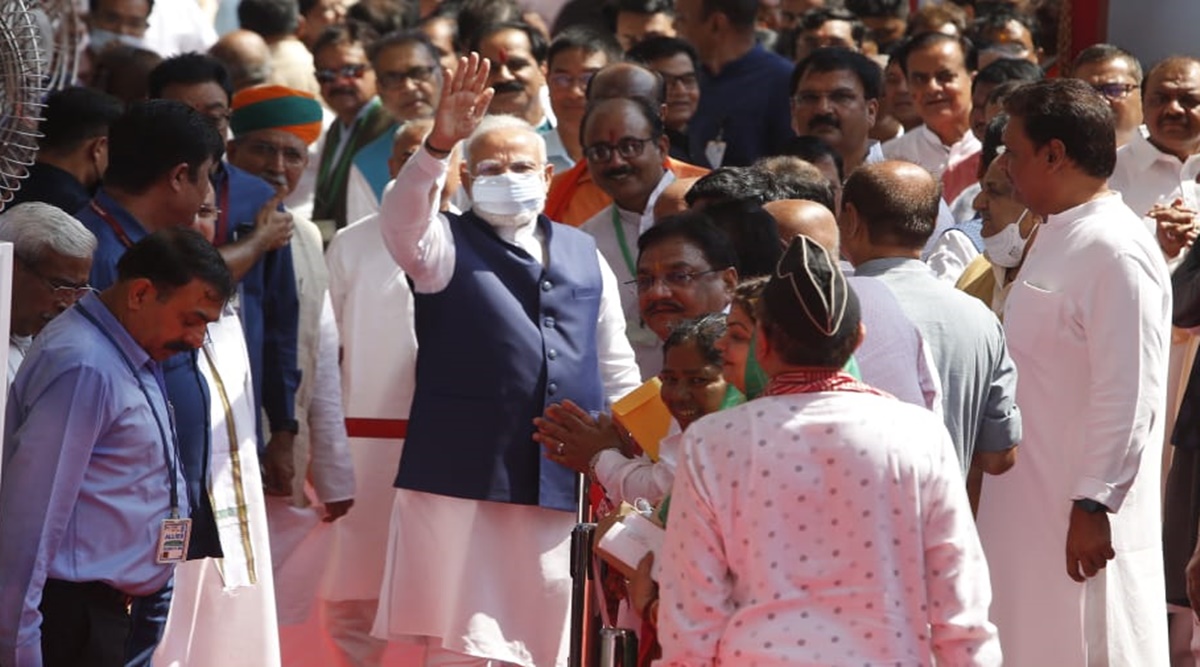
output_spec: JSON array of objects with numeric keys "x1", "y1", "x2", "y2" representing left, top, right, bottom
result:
[{"x1": 0, "y1": 228, "x2": 234, "y2": 667}]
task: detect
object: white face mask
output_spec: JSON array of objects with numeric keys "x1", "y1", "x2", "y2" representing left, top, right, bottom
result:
[
  {"x1": 89, "y1": 27, "x2": 146, "y2": 52},
  {"x1": 982, "y1": 208, "x2": 1032, "y2": 268},
  {"x1": 471, "y1": 172, "x2": 546, "y2": 228}
]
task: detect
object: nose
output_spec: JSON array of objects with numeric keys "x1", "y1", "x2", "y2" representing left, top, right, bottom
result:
[{"x1": 972, "y1": 189, "x2": 988, "y2": 213}]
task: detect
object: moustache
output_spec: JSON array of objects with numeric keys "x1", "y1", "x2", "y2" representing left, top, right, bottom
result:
[
  {"x1": 329, "y1": 86, "x2": 358, "y2": 97},
  {"x1": 644, "y1": 300, "x2": 684, "y2": 316},
  {"x1": 492, "y1": 81, "x2": 525, "y2": 95},
  {"x1": 808, "y1": 115, "x2": 840, "y2": 131},
  {"x1": 603, "y1": 166, "x2": 635, "y2": 179}
]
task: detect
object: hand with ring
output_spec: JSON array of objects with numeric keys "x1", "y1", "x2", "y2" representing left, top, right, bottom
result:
[{"x1": 534, "y1": 400, "x2": 623, "y2": 473}]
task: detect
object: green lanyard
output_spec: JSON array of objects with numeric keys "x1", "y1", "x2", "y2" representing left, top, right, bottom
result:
[{"x1": 611, "y1": 205, "x2": 637, "y2": 276}]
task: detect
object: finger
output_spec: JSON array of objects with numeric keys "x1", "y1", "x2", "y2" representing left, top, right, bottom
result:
[
  {"x1": 470, "y1": 52, "x2": 490, "y2": 92},
  {"x1": 560, "y1": 400, "x2": 594, "y2": 421},
  {"x1": 474, "y1": 88, "x2": 495, "y2": 118},
  {"x1": 536, "y1": 421, "x2": 574, "y2": 443},
  {"x1": 1066, "y1": 553, "x2": 1085, "y2": 583},
  {"x1": 1081, "y1": 556, "x2": 1099, "y2": 579}
]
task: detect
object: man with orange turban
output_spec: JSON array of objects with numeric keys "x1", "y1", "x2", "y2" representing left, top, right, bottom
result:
[{"x1": 227, "y1": 83, "x2": 360, "y2": 661}]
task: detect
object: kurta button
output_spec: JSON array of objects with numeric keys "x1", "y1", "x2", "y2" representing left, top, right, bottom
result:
[
  {"x1": 544, "y1": 316, "x2": 556, "y2": 328},
  {"x1": 547, "y1": 382, "x2": 558, "y2": 395},
  {"x1": 548, "y1": 349, "x2": 558, "y2": 360},
  {"x1": 542, "y1": 280, "x2": 553, "y2": 291}
]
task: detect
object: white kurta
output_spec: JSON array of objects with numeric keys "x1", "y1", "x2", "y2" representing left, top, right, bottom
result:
[
  {"x1": 154, "y1": 310, "x2": 281, "y2": 667},
  {"x1": 323, "y1": 212, "x2": 415, "y2": 603},
  {"x1": 372, "y1": 145, "x2": 642, "y2": 666},
  {"x1": 1109, "y1": 131, "x2": 1200, "y2": 460},
  {"x1": 344, "y1": 165, "x2": 380, "y2": 229},
  {"x1": 656, "y1": 392, "x2": 1000, "y2": 666},
  {"x1": 579, "y1": 171, "x2": 673, "y2": 379},
  {"x1": 881, "y1": 123, "x2": 981, "y2": 181},
  {"x1": 976, "y1": 192, "x2": 1171, "y2": 666}
]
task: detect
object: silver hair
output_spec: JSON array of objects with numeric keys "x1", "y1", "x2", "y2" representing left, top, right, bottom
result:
[
  {"x1": 393, "y1": 117, "x2": 435, "y2": 143},
  {"x1": 0, "y1": 202, "x2": 98, "y2": 266},
  {"x1": 463, "y1": 114, "x2": 546, "y2": 165}
]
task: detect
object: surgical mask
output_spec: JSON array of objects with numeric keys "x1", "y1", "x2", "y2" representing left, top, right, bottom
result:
[
  {"x1": 89, "y1": 27, "x2": 145, "y2": 52},
  {"x1": 472, "y1": 172, "x2": 545, "y2": 215},
  {"x1": 982, "y1": 209, "x2": 1032, "y2": 268}
]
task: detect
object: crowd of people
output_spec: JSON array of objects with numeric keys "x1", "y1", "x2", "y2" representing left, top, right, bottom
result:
[{"x1": 0, "y1": 0, "x2": 1196, "y2": 665}]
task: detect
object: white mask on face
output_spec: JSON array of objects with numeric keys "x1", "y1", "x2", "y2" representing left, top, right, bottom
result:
[
  {"x1": 471, "y1": 171, "x2": 546, "y2": 228},
  {"x1": 89, "y1": 27, "x2": 145, "y2": 52},
  {"x1": 982, "y1": 208, "x2": 1032, "y2": 268}
]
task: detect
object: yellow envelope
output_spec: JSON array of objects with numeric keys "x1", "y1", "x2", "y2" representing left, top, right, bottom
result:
[{"x1": 611, "y1": 378, "x2": 671, "y2": 461}]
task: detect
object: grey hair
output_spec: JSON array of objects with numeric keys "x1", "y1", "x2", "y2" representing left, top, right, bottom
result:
[
  {"x1": 394, "y1": 117, "x2": 435, "y2": 143},
  {"x1": 0, "y1": 202, "x2": 98, "y2": 265},
  {"x1": 463, "y1": 114, "x2": 546, "y2": 165}
]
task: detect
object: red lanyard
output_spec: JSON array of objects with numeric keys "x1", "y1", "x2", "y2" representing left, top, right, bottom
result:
[
  {"x1": 90, "y1": 200, "x2": 135, "y2": 249},
  {"x1": 214, "y1": 179, "x2": 231, "y2": 245},
  {"x1": 762, "y1": 369, "x2": 890, "y2": 398}
]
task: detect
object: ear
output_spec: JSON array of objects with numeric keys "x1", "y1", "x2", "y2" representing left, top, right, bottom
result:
[
  {"x1": 1044, "y1": 138, "x2": 1066, "y2": 171},
  {"x1": 295, "y1": 13, "x2": 308, "y2": 40},
  {"x1": 127, "y1": 277, "x2": 154, "y2": 311},
  {"x1": 90, "y1": 135, "x2": 108, "y2": 161},
  {"x1": 542, "y1": 162, "x2": 555, "y2": 189},
  {"x1": 459, "y1": 161, "x2": 473, "y2": 197},
  {"x1": 852, "y1": 321, "x2": 866, "y2": 353},
  {"x1": 719, "y1": 266, "x2": 739, "y2": 294},
  {"x1": 865, "y1": 98, "x2": 879, "y2": 128},
  {"x1": 225, "y1": 138, "x2": 239, "y2": 162},
  {"x1": 168, "y1": 162, "x2": 191, "y2": 193},
  {"x1": 656, "y1": 133, "x2": 670, "y2": 158}
]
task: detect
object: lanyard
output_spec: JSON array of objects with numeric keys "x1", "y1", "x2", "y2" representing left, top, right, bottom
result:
[
  {"x1": 90, "y1": 200, "x2": 135, "y2": 249},
  {"x1": 76, "y1": 303, "x2": 186, "y2": 517},
  {"x1": 214, "y1": 177, "x2": 231, "y2": 245},
  {"x1": 611, "y1": 205, "x2": 637, "y2": 276}
]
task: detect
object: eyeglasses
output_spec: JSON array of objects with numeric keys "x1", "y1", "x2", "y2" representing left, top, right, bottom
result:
[
  {"x1": 627, "y1": 269, "x2": 722, "y2": 293},
  {"x1": 661, "y1": 72, "x2": 699, "y2": 90},
  {"x1": 315, "y1": 64, "x2": 367, "y2": 84},
  {"x1": 377, "y1": 65, "x2": 438, "y2": 90},
  {"x1": 19, "y1": 258, "x2": 94, "y2": 303},
  {"x1": 583, "y1": 136, "x2": 657, "y2": 163},
  {"x1": 472, "y1": 159, "x2": 544, "y2": 177},
  {"x1": 548, "y1": 71, "x2": 597, "y2": 91},
  {"x1": 1091, "y1": 82, "x2": 1138, "y2": 100},
  {"x1": 197, "y1": 204, "x2": 221, "y2": 220},
  {"x1": 240, "y1": 140, "x2": 307, "y2": 167}
]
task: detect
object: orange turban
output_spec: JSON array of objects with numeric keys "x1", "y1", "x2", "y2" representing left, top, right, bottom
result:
[{"x1": 230, "y1": 84, "x2": 324, "y2": 146}]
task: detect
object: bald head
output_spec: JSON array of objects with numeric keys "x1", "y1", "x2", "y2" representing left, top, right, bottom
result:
[
  {"x1": 764, "y1": 199, "x2": 840, "y2": 254},
  {"x1": 209, "y1": 30, "x2": 272, "y2": 91},
  {"x1": 588, "y1": 62, "x2": 665, "y2": 105},
  {"x1": 842, "y1": 161, "x2": 940, "y2": 249},
  {"x1": 654, "y1": 176, "x2": 698, "y2": 220}
]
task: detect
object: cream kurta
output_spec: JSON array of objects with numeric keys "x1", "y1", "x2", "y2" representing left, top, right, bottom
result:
[
  {"x1": 324, "y1": 212, "x2": 415, "y2": 602},
  {"x1": 977, "y1": 193, "x2": 1171, "y2": 666},
  {"x1": 579, "y1": 171, "x2": 673, "y2": 380},
  {"x1": 154, "y1": 310, "x2": 280, "y2": 667},
  {"x1": 657, "y1": 392, "x2": 1000, "y2": 666}
]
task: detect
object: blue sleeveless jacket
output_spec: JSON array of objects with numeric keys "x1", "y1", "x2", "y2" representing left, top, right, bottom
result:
[{"x1": 397, "y1": 211, "x2": 605, "y2": 512}]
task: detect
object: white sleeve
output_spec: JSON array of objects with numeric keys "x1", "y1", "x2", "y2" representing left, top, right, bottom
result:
[
  {"x1": 926, "y1": 229, "x2": 979, "y2": 284},
  {"x1": 591, "y1": 449, "x2": 674, "y2": 506},
  {"x1": 379, "y1": 146, "x2": 456, "y2": 293},
  {"x1": 307, "y1": 293, "x2": 355, "y2": 504},
  {"x1": 922, "y1": 426, "x2": 1003, "y2": 666},
  {"x1": 596, "y1": 250, "x2": 643, "y2": 403},
  {"x1": 344, "y1": 165, "x2": 380, "y2": 227}
]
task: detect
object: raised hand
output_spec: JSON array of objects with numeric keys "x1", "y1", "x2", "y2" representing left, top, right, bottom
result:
[{"x1": 427, "y1": 52, "x2": 495, "y2": 152}]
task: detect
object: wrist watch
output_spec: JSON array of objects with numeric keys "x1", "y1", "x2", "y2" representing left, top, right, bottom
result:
[
  {"x1": 276, "y1": 419, "x2": 300, "y2": 435},
  {"x1": 1073, "y1": 498, "x2": 1108, "y2": 514}
]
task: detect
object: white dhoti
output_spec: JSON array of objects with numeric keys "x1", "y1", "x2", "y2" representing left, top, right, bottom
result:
[
  {"x1": 154, "y1": 311, "x2": 280, "y2": 666},
  {"x1": 373, "y1": 491, "x2": 575, "y2": 667}
]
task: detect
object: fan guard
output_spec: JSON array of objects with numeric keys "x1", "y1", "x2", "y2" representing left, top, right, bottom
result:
[{"x1": 0, "y1": 0, "x2": 48, "y2": 210}]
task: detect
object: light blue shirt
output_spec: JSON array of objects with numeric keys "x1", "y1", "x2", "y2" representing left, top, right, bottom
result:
[{"x1": 0, "y1": 293, "x2": 188, "y2": 666}]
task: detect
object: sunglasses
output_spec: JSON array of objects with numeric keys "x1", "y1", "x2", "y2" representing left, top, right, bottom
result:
[{"x1": 315, "y1": 64, "x2": 367, "y2": 84}]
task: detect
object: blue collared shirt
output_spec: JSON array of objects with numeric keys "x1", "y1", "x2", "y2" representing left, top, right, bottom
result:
[
  {"x1": 687, "y1": 44, "x2": 796, "y2": 167},
  {"x1": 0, "y1": 294, "x2": 188, "y2": 666}
]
